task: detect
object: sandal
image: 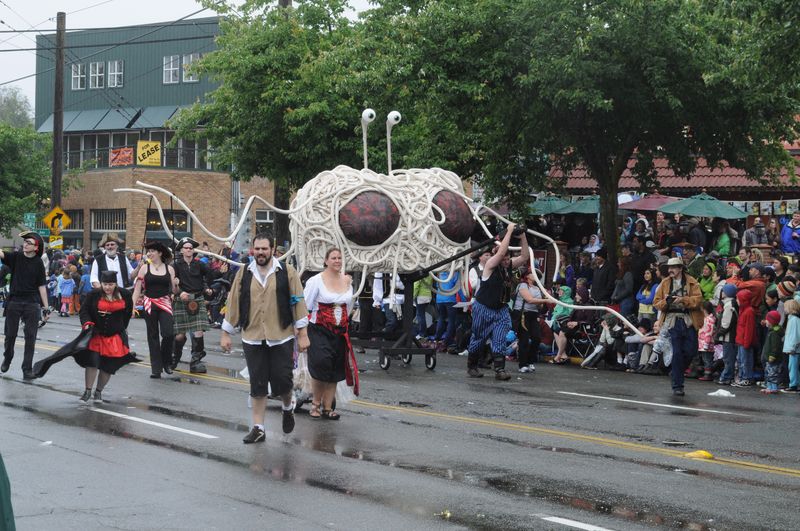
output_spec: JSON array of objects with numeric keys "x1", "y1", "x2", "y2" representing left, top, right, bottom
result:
[
  {"x1": 309, "y1": 402, "x2": 322, "y2": 419},
  {"x1": 322, "y1": 409, "x2": 340, "y2": 421}
]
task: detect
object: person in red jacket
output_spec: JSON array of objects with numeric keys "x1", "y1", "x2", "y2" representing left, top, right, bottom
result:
[{"x1": 733, "y1": 289, "x2": 756, "y2": 387}]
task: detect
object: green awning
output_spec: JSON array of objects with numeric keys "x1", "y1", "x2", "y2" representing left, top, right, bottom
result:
[
  {"x1": 129, "y1": 106, "x2": 178, "y2": 128},
  {"x1": 64, "y1": 109, "x2": 110, "y2": 132},
  {"x1": 94, "y1": 107, "x2": 138, "y2": 130},
  {"x1": 36, "y1": 111, "x2": 82, "y2": 133}
]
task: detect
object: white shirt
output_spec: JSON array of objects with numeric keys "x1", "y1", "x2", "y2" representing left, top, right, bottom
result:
[
  {"x1": 90, "y1": 252, "x2": 134, "y2": 287},
  {"x1": 221, "y1": 259, "x2": 308, "y2": 346},
  {"x1": 304, "y1": 273, "x2": 353, "y2": 325},
  {"x1": 372, "y1": 273, "x2": 405, "y2": 306}
]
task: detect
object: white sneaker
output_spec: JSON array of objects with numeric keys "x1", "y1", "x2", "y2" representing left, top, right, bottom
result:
[
  {"x1": 458, "y1": 349, "x2": 469, "y2": 357},
  {"x1": 527, "y1": 364, "x2": 536, "y2": 372},
  {"x1": 518, "y1": 366, "x2": 531, "y2": 373}
]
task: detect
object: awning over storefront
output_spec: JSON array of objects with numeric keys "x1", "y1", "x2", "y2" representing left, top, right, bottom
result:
[
  {"x1": 36, "y1": 111, "x2": 82, "y2": 133},
  {"x1": 94, "y1": 107, "x2": 139, "y2": 130},
  {"x1": 128, "y1": 106, "x2": 179, "y2": 129},
  {"x1": 64, "y1": 109, "x2": 110, "y2": 132}
]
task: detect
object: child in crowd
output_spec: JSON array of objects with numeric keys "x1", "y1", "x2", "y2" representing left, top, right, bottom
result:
[
  {"x1": 761, "y1": 311, "x2": 785, "y2": 395},
  {"x1": 623, "y1": 318, "x2": 656, "y2": 372},
  {"x1": 733, "y1": 289, "x2": 756, "y2": 387},
  {"x1": 47, "y1": 272, "x2": 58, "y2": 308},
  {"x1": 59, "y1": 269, "x2": 75, "y2": 317},
  {"x1": 715, "y1": 284, "x2": 739, "y2": 385},
  {"x1": 502, "y1": 330, "x2": 519, "y2": 364},
  {"x1": 696, "y1": 301, "x2": 717, "y2": 381},
  {"x1": 782, "y1": 299, "x2": 800, "y2": 393},
  {"x1": 636, "y1": 269, "x2": 656, "y2": 322}
]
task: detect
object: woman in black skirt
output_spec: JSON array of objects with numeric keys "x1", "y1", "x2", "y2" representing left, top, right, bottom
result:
[
  {"x1": 303, "y1": 248, "x2": 357, "y2": 420},
  {"x1": 77, "y1": 270, "x2": 137, "y2": 402}
]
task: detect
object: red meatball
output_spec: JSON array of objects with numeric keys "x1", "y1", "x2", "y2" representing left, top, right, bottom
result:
[{"x1": 339, "y1": 191, "x2": 401, "y2": 246}]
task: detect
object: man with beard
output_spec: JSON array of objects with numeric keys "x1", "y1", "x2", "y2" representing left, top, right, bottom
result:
[
  {"x1": 171, "y1": 237, "x2": 215, "y2": 373},
  {"x1": 90, "y1": 233, "x2": 134, "y2": 289},
  {"x1": 0, "y1": 232, "x2": 50, "y2": 378},
  {"x1": 221, "y1": 233, "x2": 309, "y2": 443}
]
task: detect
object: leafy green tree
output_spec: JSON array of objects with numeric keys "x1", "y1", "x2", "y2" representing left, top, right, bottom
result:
[
  {"x1": 0, "y1": 87, "x2": 33, "y2": 129},
  {"x1": 0, "y1": 125, "x2": 51, "y2": 235}
]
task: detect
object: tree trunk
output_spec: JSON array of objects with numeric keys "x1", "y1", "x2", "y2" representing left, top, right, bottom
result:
[
  {"x1": 273, "y1": 183, "x2": 291, "y2": 248},
  {"x1": 596, "y1": 175, "x2": 620, "y2": 268}
]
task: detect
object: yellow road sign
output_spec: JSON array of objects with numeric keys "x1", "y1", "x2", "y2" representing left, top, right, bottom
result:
[
  {"x1": 49, "y1": 235, "x2": 63, "y2": 250},
  {"x1": 42, "y1": 206, "x2": 71, "y2": 234}
]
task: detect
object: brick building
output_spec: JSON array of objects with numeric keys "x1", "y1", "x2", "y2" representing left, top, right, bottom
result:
[{"x1": 34, "y1": 17, "x2": 276, "y2": 252}]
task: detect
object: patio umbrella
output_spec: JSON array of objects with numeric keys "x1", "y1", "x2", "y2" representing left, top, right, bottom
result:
[
  {"x1": 553, "y1": 196, "x2": 600, "y2": 215},
  {"x1": 528, "y1": 196, "x2": 571, "y2": 215},
  {"x1": 618, "y1": 193, "x2": 679, "y2": 212},
  {"x1": 659, "y1": 192, "x2": 748, "y2": 219}
]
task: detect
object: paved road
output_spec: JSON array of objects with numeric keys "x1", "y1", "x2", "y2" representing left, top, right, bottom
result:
[{"x1": 2, "y1": 314, "x2": 799, "y2": 530}]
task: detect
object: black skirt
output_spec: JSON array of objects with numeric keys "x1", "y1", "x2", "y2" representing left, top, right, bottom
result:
[{"x1": 307, "y1": 323, "x2": 346, "y2": 383}]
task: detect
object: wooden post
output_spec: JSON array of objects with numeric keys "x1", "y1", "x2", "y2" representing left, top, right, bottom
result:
[{"x1": 51, "y1": 11, "x2": 66, "y2": 207}]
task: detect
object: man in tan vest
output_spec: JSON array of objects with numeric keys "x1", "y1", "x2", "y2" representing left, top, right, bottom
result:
[{"x1": 221, "y1": 233, "x2": 309, "y2": 443}]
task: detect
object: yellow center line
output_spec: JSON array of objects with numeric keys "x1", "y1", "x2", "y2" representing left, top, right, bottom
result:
[{"x1": 10, "y1": 337, "x2": 800, "y2": 479}]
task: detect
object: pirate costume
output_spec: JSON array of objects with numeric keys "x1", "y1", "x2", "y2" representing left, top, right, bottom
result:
[
  {"x1": 138, "y1": 241, "x2": 176, "y2": 378},
  {"x1": 304, "y1": 274, "x2": 359, "y2": 395},
  {"x1": 32, "y1": 271, "x2": 137, "y2": 401},
  {"x1": 171, "y1": 237, "x2": 213, "y2": 373},
  {"x1": 1, "y1": 231, "x2": 49, "y2": 379}
]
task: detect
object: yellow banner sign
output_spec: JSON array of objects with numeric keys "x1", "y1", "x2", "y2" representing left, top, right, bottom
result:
[
  {"x1": 42, "y1": 206, "x2": 71, "y2": 235},
  {"x1": 137, "y1": 140, "x2": 162, "y2": 166},
  {"x1": 49, "y1": 235, "x2": 63, "y2": 250}
]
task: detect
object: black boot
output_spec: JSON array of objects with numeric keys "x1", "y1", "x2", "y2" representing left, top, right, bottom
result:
[
  {"x1": 161, "y1": 336, "x2": 174, "y2": 375},
  {"x1": 171, "y1": 336, "x2": 187, "y2": 371},
  {"x1": 189, "y1": 336, "x2": 207, "y2": 374},
  {"x1": 493, "y1": 353, "x2": 510, "y2": 381}
]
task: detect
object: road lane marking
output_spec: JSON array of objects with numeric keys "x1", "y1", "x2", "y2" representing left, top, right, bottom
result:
[
  {"x1": 88, "y1": 407, "x2": 218, "y2": 439},
  {"x1": 538, "y1": 515, "x2": 615, "y2": 531},
  {"x1": 556, "y1": 391, "x2": 751, "y2": 417},
  {"x1": 9, "y1": 336, "x2": 800, "y2": 479}
]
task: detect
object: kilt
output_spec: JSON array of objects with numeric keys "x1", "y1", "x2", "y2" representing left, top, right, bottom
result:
[{"x1": 173, "y1": 295, "x2": 209, "y2": 334}]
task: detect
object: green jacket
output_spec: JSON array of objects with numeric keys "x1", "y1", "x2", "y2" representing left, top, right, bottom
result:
[
  {"x1": 762, "y1": 326, "x2": 785, "y2": 363},
  {"x1": 413, "y1": 276, "x2": 433, "y2": 300}
]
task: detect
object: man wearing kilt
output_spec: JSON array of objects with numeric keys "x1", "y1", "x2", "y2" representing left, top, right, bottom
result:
[{"x1": 172, "y1": 237, "x2": 214, "y2": 373}]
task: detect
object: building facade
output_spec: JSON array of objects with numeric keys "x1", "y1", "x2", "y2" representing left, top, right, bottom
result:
[{"x1": 34, "y1": 17, "x2": 275, "y2": 251}]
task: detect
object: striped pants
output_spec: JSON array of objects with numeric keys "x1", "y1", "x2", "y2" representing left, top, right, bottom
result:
[{"x1": 467, "y1": 300, "x2": 511, "y2": 371}]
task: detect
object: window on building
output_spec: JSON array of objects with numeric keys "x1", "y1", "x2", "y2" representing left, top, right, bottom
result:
[
  {"x1": 180, "y1": 138, "x2": 196, "y2": 169},
  {"x1": 183, "y1": 52, "x2": 200, "y2": 82},
  {"x1": 108, "y1": 60, "x2": 123, "y2": 87},
  {"x1": 66, "y1": 135, "x2": 81, "y2": 169},
  {"x1": 97, "y1": 134, "x2": 109, "y2": 167},
  {"x1": 255, "y1": 210, "x2": 274, "y2": 235},
  {"x1": 163, "y1": 131, "x2": 178, "y2": 167},
  {"x1": 91, "y1": 209, "x2": 126, "y2": 232},
  {"x1": 163, "y1": 55, "x2": 179, "y2": 84},
  {"x1": 112, "y1": 133, "x2": 127, "y2": 148},
  {"x1": 89, "y1": 61, "x2": 105, "y2": 89},
  {"x1": 146, "y1": 209, "x2": 190, "y2": 233},
  {"x1": 65, "y1": 210, "x2": 84, "y2": 230},
  {"x1": 71, "y1": 64, "x2": 85, "y2": 90},
  {"x1": 82, "y1": 134, "x2": 97, "y2": 167}
]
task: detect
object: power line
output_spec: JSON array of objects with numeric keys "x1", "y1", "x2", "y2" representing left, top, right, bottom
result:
[
  {"x1": 0, "y1": 6, "x2": 208, "y2": 87},
  {"x1": 67, "y1": 0, "x2": 117, "y2": 16},
  {"x1": 0, "y1": 34, "x2": 214, "y2": 52},
  {"x1": 0, "y1": 20, "x2": 220, "y2": 33}
]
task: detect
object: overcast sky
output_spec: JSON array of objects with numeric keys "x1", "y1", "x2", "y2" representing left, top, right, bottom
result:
[{"x1": 1, "y1": 0, "x2": 371, "y2": 112}]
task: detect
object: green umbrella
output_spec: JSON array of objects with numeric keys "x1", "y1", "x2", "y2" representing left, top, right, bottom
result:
[
  {"x1": 553, "y1": 196, "x2": 600, "y2": 215},
  {"x1": 529, "y1": 196, "x2": 571, "y2": 215},
  {"x1": 659, "y1": 192, "x2": 747, "y2": 219}
]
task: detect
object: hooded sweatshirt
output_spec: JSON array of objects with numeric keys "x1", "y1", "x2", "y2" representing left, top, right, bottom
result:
[
  {"x1": 735, "y1": 289, "x2": 756, "y2": 349},
  {"x1": 698, "y1": 263, "x2": 717, "y2": 301},
  {"x1": 551, "y1": 286, "x2": 574, "y2": 322}
]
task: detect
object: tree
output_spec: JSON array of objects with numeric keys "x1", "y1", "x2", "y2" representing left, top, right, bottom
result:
[
  {"x1": 0, "y1": 125, "x2": 51, "y2": 235},
  {"x1": 173, "y1": 0, "x2": 359, "y2": 245},
  {"x1": 0, "y1": 87, "x2": 33, "y2": 128}
]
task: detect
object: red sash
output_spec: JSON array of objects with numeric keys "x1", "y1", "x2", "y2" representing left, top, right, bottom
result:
[{"x1": 315, "y1": 303, "x2": 359, "y2": 396}]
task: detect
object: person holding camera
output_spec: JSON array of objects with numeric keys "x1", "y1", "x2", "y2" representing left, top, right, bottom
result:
[
  {"x1": 0, "y1": 232, "x2": 50, "y2": 379},
  {"x1": 653, "y1": 256, "x2": 703, "y2": 396}
]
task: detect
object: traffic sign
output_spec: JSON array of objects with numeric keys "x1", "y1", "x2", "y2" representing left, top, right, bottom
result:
[
  {"x1": 42, "y1": 206, "x2": 71, "y2": 235},
  {"x1": 49, "y1": 235, "x2": 63, "y2": 250},
  {"x1": 35, "y1": 229, "x2": 51, "y2": 238},
  {"x1": 23, "y1": 212, "x2": 36, "y2": 227}
]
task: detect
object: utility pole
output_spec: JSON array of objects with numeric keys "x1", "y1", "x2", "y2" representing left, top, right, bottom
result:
[{"x1": 51, "y1": 11, "x2": 66, "y2": 207}]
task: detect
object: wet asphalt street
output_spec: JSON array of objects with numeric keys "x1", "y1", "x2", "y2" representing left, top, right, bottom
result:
[{"x1": 2, "y1": 314, "x2": 800, "y2": 530}]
